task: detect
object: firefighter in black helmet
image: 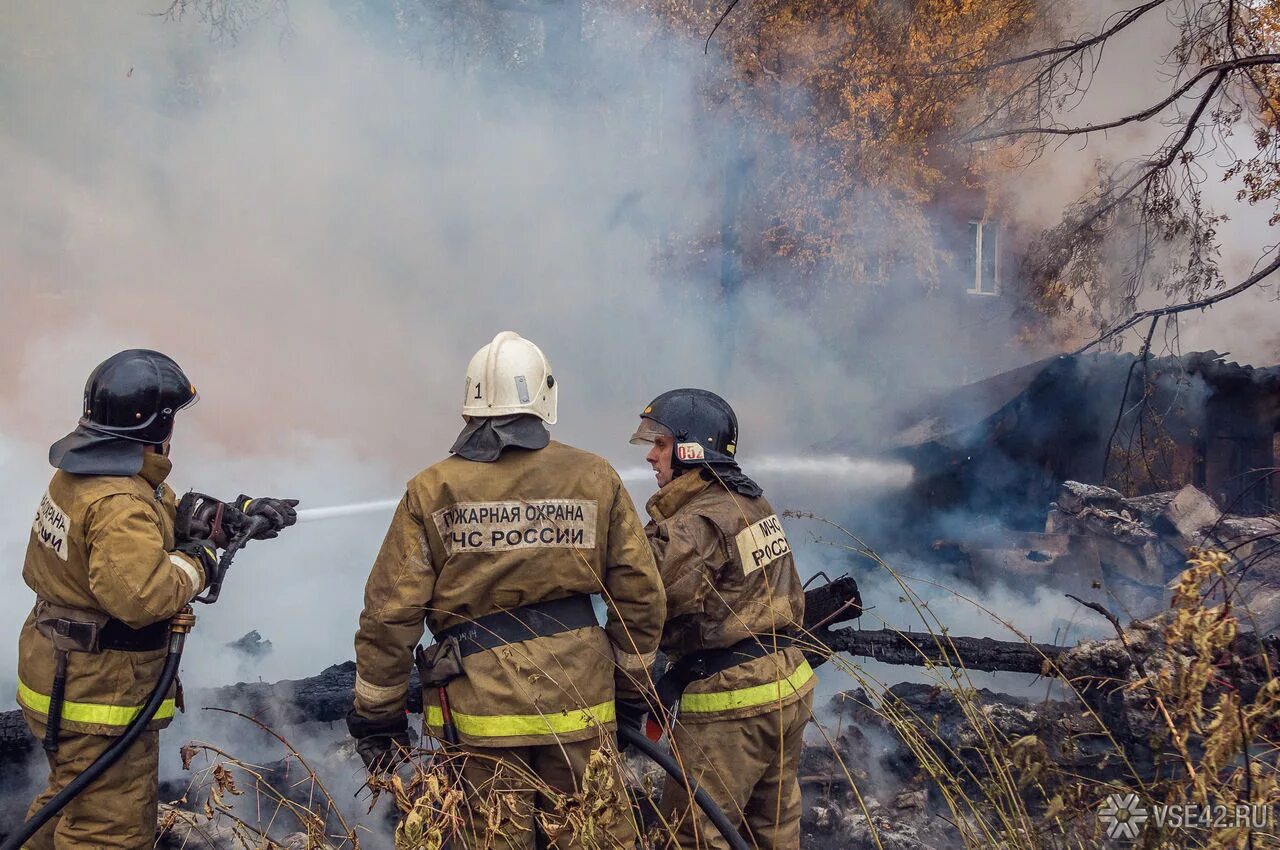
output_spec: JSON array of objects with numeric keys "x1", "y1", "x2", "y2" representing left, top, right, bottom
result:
[
  {"x1": 18, "y1": 349, "x2": 298, "y2": 848},
  {"x1": 631, "y1": 389, "x2": 813, "y2": 850}
]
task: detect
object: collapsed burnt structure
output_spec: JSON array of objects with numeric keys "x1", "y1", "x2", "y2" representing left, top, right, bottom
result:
[
  {"x1": 824, "y1": 350, "x2": 1280, "y2": 625},
  {"x1": 928, "y1": 478, "x2": 1280, "y2": 630},
  {"x1": 870, "y1": 351, "x2": 1280, "y2": 530}
]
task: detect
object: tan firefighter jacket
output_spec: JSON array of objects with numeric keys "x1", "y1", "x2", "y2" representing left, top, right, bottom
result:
[
  {"x1": 17, "y1": 451, "x2": 206, "y2": 736},
  {"x1": 644, "y1": 470, "x2": 814, "y2": 723},
  {"x1": 353, "y1": 440, "x2": 665, "y2": 748}
]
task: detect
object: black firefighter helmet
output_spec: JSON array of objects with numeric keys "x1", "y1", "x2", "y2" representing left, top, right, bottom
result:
[
  {"x1": 50, "y1": 349, "x2": 198, "y2": 474},
  {"x1": 630, "y1": 388, "x2": 739, "y2": 469}
]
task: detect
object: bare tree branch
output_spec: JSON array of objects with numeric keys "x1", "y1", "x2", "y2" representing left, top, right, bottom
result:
[
  {"x1": 1066, "y1": 68, "x2": 1229, "y2": 235},
  {"x1": 914, "y1": 0, "x2": 1173, "y2": 78},
  {"x1": 966, "y1": 54, "x2": 1280, "y2": 142},
  {"x1": 1100, "y1": 316, "x2": 1160, "y2": 482},
  {"x1": 1073, "y1": 251, "x2": 1280, "y2": 355}
]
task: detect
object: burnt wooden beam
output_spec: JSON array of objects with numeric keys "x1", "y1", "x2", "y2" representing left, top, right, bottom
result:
[
  {"x1": 0, "y1": 662, "x2": 420, "y2": 767},
  {"x1": 817, "y1": 627, "x2": 1067, "y2": 674},
  {"x1": 196, "y1": 661, "x2": 419, "y2": 726}
]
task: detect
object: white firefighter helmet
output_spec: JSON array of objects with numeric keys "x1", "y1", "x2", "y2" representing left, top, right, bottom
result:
[{"x1": 462, "y1": 331, "x2": 558, "y2": 424}]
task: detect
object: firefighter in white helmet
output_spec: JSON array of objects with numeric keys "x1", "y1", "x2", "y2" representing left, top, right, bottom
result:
[{"x1": 350, "y1": 331, "x2": 665, "y2": 849}]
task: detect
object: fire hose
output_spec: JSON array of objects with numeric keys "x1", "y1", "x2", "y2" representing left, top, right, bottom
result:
[
  {"x1": 422, "y1": 692, "x2": 748, "y2": 848},
  {"x1": 617, "y1": 724, "x2": 751, "y2": 850},
  {"x1": 0, "y1": 517, "x2": 268, "y2": 850}
]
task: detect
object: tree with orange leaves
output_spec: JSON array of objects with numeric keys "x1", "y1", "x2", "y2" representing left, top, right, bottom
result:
[{"x1": 621, "y1": 0, "x2": 1058, "y2": 310}]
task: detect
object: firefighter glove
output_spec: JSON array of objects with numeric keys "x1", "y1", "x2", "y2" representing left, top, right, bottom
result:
[
  {"x1": 346, "y1": 708, "x2": 410, "y2": 774},
  {"x1": 176, "y1": 491, "x2": 243, "y2": 548},
  {"x1": 235, "y1": 495, "x2": 299, "y2": 540},
  {"x1": 174, "y1": 538, "x2": 219, "y2": 590},
  {"x1": 615, "y1": 697, "x2": 648, "y2": 751}
]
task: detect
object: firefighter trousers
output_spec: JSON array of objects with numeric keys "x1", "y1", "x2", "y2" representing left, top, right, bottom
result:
[
  {"x1": 21, "y1": 720, "x2": 160, "y2": 850},
  {"x1": 659, "y1": 692, "x2": 813, "y2": 850},
  {"x1": 454, "y1": 737, "x2": 637, "y2": 850}
]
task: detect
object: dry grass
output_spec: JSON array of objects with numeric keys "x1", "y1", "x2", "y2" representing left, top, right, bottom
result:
[
  {"x1": 162, "y1": 539, "x2": 1280, "y2": 849},
  {"x1": 797, "y1": 530, "x2": 1280, "y2": 850}
]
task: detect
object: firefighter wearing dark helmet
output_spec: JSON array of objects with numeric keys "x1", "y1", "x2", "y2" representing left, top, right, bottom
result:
[
  {"x1": 349, "y1": 331, "x2": 664, "y2": 850},
  {"x1": 631, "y1": 389, "x2": 813, "y2": 850},
  {"x1": 17, "y1": 350, "x2": 297, "y2": 849}
]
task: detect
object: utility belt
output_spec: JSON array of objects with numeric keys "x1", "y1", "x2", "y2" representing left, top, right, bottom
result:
[
  {"x1": 32, "y1": 600, "x2": 173, "y2": 755},
  {"x1": 414, "y1": 594, "x2": 599, "y2": 688},
  {"x1": 655, "y1": 633, "x2": 796, "y2": 712},
  {"x1": 34, "y1": 600, "x2": 169, "y2": 654}
]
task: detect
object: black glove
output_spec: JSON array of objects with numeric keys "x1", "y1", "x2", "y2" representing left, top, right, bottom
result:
[
  {"x1": 173, "y1": 538, "x2": 219, "y2": 590},
  {"x1": 346, "y1": 708, "x2": 410, "y2": 774},
  {"x1": 176, "y1": 491, "x2": 244, "y2": 548},
  {"x1": 235, "y1": 496, "x2": 299, "y2": 540},
  {"x1": 615, "y1": 697, "x2": 649, "y2": 751}
]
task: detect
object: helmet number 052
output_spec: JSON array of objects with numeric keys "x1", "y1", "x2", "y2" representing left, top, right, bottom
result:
[{"x1": 676, "y1": 443, "x2": 706, "y2": 462}]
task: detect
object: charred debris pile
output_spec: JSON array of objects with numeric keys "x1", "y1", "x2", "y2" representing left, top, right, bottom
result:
[{"x1": 938, "y1": 479, "x2": 1280, "y2": 631}]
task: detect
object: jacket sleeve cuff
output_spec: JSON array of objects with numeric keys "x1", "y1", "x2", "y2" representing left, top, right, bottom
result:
[
  {"x1": 612, "y1": 646, "x2": 658, "y2": 697},
  {"x1": 168, "y1": 552, "x2": 205, "y2": 598},
  {"x1": 354, "y1": 673, "x2": 409, "y2": 718},
  {"x1": 612, "y1": 646, "x2": 657, "y2": 675}
]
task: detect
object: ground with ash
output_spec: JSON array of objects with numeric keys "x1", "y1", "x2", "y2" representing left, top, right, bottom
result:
[{"x1": 797, "y1": 684, "x2": 1108, "y2": 850}]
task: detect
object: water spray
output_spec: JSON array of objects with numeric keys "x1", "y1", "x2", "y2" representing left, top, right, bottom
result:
[
  {"x1": 296, "y1": 499, "x2": 401, "y2": 523},
  {"x1": 297, "y1": 455, "x2": 914, "y2": 523}
]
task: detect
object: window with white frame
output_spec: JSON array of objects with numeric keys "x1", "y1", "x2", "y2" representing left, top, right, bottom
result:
[{"x1": 966, "y1": 220, "x2": 1000, "y2": 295}]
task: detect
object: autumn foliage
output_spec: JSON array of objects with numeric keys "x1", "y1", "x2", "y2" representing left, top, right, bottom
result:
[{"x1": 617, "y1": 0, "x2": 1054, "y2": 299}]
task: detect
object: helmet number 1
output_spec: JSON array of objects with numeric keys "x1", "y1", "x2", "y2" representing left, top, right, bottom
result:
[{"x1": 474, "y1": 382, "x2": 482, "y2": 400}]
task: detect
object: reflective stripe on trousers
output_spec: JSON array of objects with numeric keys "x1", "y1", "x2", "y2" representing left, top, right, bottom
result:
[
  {"x1": 16, "y1": 679, "x2": 176, "y2": 727},
  {"x1": 425, "y1": 699, "x2": 616, "y2": 738},
  {"x1": 678, "y1": 660, "x2": 815, "y2": 714}
]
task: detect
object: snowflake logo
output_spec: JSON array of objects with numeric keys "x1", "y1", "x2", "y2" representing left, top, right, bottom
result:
[{"x1": 1098, "y1": 793, "x2": 1149, "y2": 840}]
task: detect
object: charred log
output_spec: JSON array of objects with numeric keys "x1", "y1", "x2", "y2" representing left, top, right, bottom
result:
[
  {"x1": 198, "y1": 661, "x2": 421, "y2": 726},
  {"x1": 817, "y1": 627, "x2": 1066, "y2": 674}
]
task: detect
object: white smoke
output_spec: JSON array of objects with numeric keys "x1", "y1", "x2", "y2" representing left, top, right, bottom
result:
[
  {"x1": 0, "y1": 0, "x2": 1273, "y2": 833},
  {"x1": 0, "y1": 1, "x2": 952, "y2": 700}
]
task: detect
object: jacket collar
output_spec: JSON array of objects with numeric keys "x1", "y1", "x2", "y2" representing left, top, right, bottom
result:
[
  {"x1": 646, "y1": 471, "x2": 714, "y2": 523},
  {"x1": 139, "y1": 451, "x2": 173, "y2": 488}
]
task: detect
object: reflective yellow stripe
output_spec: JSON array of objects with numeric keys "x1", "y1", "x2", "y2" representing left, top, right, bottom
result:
[
  {"x1": 425, "y1": 700, "x2": 615, "y2": 738},
  {"x1": 16, "y1": 679, "x2": 176, "y2": 727},
  {"x1": 679, "y1": 660, "x2": 815, "y2": 714}
]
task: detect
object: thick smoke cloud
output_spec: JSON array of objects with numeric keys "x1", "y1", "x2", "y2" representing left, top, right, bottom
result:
[{"x1": 0, "y1": 3, "x2": 935, "y2": 690}]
